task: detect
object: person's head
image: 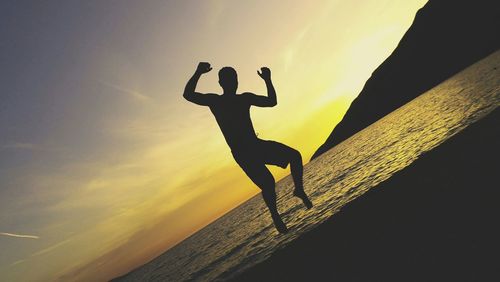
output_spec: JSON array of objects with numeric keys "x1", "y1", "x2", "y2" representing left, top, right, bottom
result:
[{"x1": 218, "y1": 67, "x2": 238, "y2": 94}]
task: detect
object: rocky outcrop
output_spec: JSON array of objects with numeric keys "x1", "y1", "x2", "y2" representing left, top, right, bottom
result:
[{"x1": 312, "y1": 0, "x2": 500, "y2": 159}]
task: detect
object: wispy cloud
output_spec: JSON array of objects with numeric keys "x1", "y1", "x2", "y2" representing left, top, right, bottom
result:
[
  {"x1": 10, "y1": 259, "x2": 26, "y2": 267},
  {"x1": 0, "y1": 232, "x2": 39, "y2": 239},
  {"x1": 7, "y1": 238, "x2": 73, "y2": 269},
  {"x1": 30, "y1": 238, "x2": 73, "y2": 257},
  {"x1": 99, "y1": 81, "x2": 152, "y2": 101},
  {"x1": 2, "y1": 143, "x2": 36, "y2": 150}
]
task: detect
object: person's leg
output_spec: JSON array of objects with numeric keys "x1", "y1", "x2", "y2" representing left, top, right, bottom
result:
[
  {"x1": 237, "y1": 160, "x2": 288, "y2": 233},
  {"x1": 262, "y1": 140, "x2": 313, "y2": 209},
  {"x1": 262, "y1": 185, "x2": 288, "y2": 234},
  {"x1": 287, "y1": 147, "x2": 313, "y2": 209}
]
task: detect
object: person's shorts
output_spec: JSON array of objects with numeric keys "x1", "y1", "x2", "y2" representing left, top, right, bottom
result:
[{"x1": 231, "y1": 139, "x2": 292, "y2": 169}]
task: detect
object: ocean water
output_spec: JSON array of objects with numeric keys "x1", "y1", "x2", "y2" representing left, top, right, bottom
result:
[{"x1": 115, "y1": 51, "x2": 500, "y2": 282}]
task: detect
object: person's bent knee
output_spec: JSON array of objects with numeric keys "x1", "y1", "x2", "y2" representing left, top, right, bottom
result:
[{"x1": 289, "y1": 148, "x2": 302, "y2": 163}]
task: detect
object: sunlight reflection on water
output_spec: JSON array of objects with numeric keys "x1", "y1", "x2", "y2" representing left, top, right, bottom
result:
[{"x1": 117, "y1": 51, "x2": 499, "y2": 282}]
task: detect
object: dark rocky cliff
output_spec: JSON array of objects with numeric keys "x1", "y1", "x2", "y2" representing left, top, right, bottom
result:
[{"x1": 312, "y1": 0, "x2": 500, "y2": 159}]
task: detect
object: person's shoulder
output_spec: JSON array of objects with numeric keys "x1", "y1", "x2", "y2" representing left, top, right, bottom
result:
[
  {"x1": 240, "y1": 92, "x2": 257, "y2": 100},
  {"x1": 202, "y1": 93, "x2": 221, "y2": 106},
  {"x1": 205, "y1": 93, "x2": 220, "y2": 97},
  {"x1": 205, "y1": 93, "x2": 221, "y2": 100},
  {"x1": 238, "y1": 92, "x2": 256, "y2": 103}
]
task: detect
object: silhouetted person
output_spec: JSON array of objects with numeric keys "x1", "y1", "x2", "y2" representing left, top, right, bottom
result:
[{"x1": 183, "y1": 62, "x2": 313, "y2": 233}]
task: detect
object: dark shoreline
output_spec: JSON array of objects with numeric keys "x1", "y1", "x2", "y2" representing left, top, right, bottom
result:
[{"x1": 231, "y1": 108, "x2": 499, "y2": 281}]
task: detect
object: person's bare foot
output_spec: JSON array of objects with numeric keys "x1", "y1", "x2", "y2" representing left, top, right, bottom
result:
[
  {"x1": 272, "y1": 215, "x2": 289, "y2": 234},
  {"x1": 293, "y1": 189, "x2": 313, "y2": 209}
]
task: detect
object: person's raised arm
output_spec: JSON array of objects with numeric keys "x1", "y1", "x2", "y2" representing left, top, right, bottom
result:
[
  {"x1": 243, "y1": 67, "x2": 277, "y2": 107},
  {"x1": 183, "y1": 62, "x2": 217, "y2": 106},
  {"x1": 258, "y1": 67, "x2": 277, "y2": 106}
]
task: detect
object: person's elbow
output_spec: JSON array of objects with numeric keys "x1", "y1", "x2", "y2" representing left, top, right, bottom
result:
[
  {"x1": 267, "y1": 98, "x2": 277, "y2": 107},
  {"x1": 260, "y1": 100, "x2": 277, "y2": 107},
  {"x1": 183, "y1": 93, "x2": 196, "y2": 104},
  {"x1": 183, "y1": 91, "x2": 193, "y2": 101}
]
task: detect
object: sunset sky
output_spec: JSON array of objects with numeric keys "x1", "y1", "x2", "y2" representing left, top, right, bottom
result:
[{"x1": 0, "y1": 1, "x2": 427, "y2": 280}]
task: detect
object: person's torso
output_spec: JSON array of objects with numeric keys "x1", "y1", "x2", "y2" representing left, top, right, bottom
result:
[{"x1": 209, "y1": 95, "x2": 258, "y2": 150}]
